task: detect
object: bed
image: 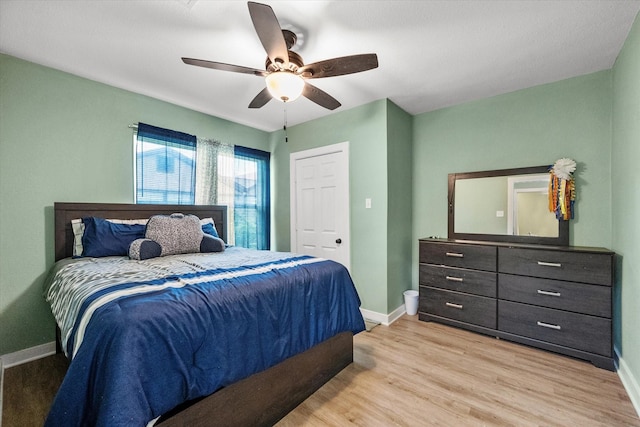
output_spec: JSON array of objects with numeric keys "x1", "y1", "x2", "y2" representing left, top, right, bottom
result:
[{"x1": 45, "y1": 202, "x2": 365, "y2": 426}]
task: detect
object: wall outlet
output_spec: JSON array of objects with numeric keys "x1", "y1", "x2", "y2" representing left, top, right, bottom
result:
[
  {"x1": 365, "y1": 198, "x2": 372, "y2": 209},
  {"x1": 496, "y1": 210, "x2": 504, "y2": 217}
]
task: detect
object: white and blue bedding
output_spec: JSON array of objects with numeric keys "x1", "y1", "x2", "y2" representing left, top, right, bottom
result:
[{"x1": 44, "y1": 247, "x2": 365, "y2": 426}]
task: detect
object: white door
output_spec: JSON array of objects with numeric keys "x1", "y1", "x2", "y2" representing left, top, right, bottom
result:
[{"x1": 290, "y1": 142, "x2": 350, "y2": 270}]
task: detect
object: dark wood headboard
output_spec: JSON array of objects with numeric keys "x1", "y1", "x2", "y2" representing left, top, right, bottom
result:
[{"x1": 54, "y1": 202, "x2": 228, "y2": 262}]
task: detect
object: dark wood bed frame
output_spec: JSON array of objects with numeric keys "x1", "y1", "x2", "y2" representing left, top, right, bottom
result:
[{"x1": 53, "y1": 202, "x2": 354, "y2": 426}]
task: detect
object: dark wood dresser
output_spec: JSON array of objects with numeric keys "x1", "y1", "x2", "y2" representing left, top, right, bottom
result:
[{"x1": 418, "y1": 238, "x2": 615, "y2": 370}]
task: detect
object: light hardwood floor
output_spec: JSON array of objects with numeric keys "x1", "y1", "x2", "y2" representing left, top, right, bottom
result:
[
  {"x1": 277, "y1": 315, "x2": 639, "y2": 426},
  {"x1": 2, "y1": 315, "x2": 638, "y2": 426}
]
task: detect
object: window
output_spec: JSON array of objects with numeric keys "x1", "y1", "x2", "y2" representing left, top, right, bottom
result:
[
  {"x1": 234, "y1": 146, "x2": 270, "y2": 250},
  {"x1": 135, "y1": 123, "x2": 196, "y2": 204},
  {"x1": 134, "y1": 123, "x2": 270, "y2": 249}
]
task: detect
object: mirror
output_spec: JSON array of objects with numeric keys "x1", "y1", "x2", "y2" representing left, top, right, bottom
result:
[{"x1": 448, "y1": 166, "x2": 569, "y2": 245}]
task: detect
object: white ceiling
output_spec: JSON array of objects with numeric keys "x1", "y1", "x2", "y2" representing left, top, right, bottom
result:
[{"x1": 1, "y1": 1, "x2": 639, "y2": 132}]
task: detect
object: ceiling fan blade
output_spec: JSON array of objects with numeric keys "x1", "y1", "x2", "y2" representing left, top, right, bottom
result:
[
  {"x1": 248, "y1": 2, "x2": 289, "y2": 66},
  {"x1": 182, "y1": 58, "x2": 266, "y2": 76},
  {"x1": 298, "y1": 54, "x2": 378, "y2": 79},
  {"x1": 302, "y1": 83, "x2": 341, "y2": 110},
  {"x1": 248, "y1": 87, "x2": 272, "y2": 109}
]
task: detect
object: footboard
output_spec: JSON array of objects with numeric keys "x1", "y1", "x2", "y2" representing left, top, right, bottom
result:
[{"x1": 158, "y1": 331, "x2": 354, "y2": 426}]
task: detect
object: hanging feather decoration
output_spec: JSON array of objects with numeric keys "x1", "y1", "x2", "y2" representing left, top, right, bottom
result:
[{"x1": 549, "y1": 158, "x2": 577, "y2": 220}]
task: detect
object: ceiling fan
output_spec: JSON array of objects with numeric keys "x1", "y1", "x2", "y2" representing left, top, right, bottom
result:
[{"x1": 182, "y1": 1, "x2": 379, "y2": 110}]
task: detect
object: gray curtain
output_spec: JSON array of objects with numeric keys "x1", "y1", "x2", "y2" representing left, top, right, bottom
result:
[{"x1": 195, "y1": 138, "x2": 235, "y2": 244}]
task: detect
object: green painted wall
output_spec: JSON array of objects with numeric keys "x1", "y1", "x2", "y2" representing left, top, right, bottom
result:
[
  {"x1": 270, "y1": 99, "x2": 389, "y2": 313},
  {"x1": 612, "y1": 12, "x2": 640, "y2": 392},
  {"x1": 0, "y1": 54, "x2": 269, "y2": 355},
  {"x1": 412, "y1": 70, "x2": 612, "y2": 263},
  {"x1": 386, "y1": 101, "x2": 413, "y2": 312}
]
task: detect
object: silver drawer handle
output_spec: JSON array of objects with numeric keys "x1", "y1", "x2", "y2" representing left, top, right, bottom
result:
[
  {"x1": 445, "y1": 252, "x2": 464, "y2": 258},
  {"x1": 537, "y1": 290, "x2": 561, "y2": 297},
  {"x1": 445, "y1": 276, "x2": 464, "y2": 282},
  {"x1": 537, "y1": 261, "x2": 562, "y2": 268},
  {"x1": 445, "y1": 302, "x2": 463, "y2": 309},
  {"x1": 537, "y1": 321, "x2": 561, "y2": 330}
]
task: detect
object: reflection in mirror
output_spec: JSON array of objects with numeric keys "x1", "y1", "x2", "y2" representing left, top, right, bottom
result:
[
  {"x1": 509, "y1": 174, "x2": 557, "y2": 237},
  {"x1": 448, "y1": 166, "x2": 569, "y2": 246},
  {"x1": 455, "y1": 173, "x2": 556, "y2": 237}
]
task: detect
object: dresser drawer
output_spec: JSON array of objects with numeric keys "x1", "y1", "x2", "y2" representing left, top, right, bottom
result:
[
  {"x1": 420, "y1": 242, "x2": 497, "y2": 272},
  {"x1": 420, "y1": 264, "x2": 497, "y2": 297},
  {"x1": 420, "y1": 286, "x2": 496, "y2": 329},
  {"x1": 499, "y1": 274, "x2": 611, "y2": 317},
  {"x1": 498, "y1": 300, "x2": 611, "y2": 356},
  {"x1": 498, "y1": 247, "x2": 613, "y2": 286}
]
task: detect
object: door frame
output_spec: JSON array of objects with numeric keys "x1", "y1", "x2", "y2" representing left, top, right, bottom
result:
[
  {"x1": 290, "y1": 141, "x2": 351, "y2": 270},
  {"x1": 507, "y1": 173, "x2": 551, "y2": 236}
]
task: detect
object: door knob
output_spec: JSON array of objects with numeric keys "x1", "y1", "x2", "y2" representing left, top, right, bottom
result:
[{"x1": 336, "y1": 238, "x2": 342, "y2": 244}]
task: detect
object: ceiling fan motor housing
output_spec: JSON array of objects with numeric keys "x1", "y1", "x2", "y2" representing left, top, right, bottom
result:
[{"x1": 266, "y1": 30, "x2": 304, "y2": 73}]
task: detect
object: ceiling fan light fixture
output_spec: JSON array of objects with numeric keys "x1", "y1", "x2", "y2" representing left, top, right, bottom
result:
[{"x1": 265, "y1": 71, "x2": 305, "y2": 102}]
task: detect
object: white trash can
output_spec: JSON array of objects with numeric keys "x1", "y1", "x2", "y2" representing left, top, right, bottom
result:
[{"x1": 403, "y1": 290, "x2": 419, "y2": 316}]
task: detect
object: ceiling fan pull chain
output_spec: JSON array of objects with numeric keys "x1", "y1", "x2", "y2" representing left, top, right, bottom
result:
[{"x1": 283, "y1": 104, "x2": 288, "y2": 143}]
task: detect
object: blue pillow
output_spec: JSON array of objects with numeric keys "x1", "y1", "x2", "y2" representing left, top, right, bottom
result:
[
  {"x1": 82, "y1": 217, "x2": 146, "y2": 257},
  {"x1": 201, "y1": 222, "x2": 220, "y2": 239}
]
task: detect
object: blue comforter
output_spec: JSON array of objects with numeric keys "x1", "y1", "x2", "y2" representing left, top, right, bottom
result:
[{"x1": 44, "y1": 248, "x2": 365, "y2": 426}]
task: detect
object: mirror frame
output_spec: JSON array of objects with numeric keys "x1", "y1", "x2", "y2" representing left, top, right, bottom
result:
[{"x1": 448, "y1": 165, "x2": 569, "y2": 246}]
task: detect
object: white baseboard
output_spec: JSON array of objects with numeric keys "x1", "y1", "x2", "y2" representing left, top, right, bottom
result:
[
  {"x1": 617, "y1": 349, "x2": 640, "y2": 419},
  {"x1": 361, "y1": 303, "x2": 408, "y2": 326},
  {"x1": 0, "y1": 341, "x2": 56, "y2": 369}
]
